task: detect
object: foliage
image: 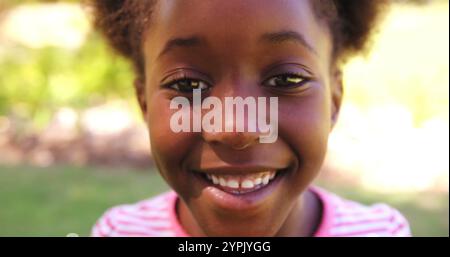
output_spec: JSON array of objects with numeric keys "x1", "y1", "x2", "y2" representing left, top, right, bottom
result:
[{"x1": 0, "y1": 33, "x2": 136, "y2": 126}]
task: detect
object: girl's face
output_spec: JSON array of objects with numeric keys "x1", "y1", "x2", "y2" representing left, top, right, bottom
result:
[{"x1": 140, "y1": 0, "x2": 342, "y2": 236}]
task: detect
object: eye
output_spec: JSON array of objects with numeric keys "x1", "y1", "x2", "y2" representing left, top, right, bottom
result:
[
  {"x1": 166, "y1": 78, "x2": 210, "y2": 93},
  {"x1": 263, "y1": 73, "x2": 309, "y2": 88}
]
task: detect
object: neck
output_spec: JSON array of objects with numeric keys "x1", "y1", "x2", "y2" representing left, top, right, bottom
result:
[{"x1": 275, "y1": 189, "x2": 323, "y2": 236}]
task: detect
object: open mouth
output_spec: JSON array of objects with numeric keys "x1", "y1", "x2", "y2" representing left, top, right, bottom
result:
[
  {"x1": 189, "y1": 166, "x2": 291, "y2": 210},
  {"x1": 195, "y1": 169, "x2": 287, "y2": 195}
]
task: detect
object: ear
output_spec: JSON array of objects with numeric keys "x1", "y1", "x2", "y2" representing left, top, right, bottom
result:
[
  {"x1": 134, "y1": 77, "x2": 148, "y2": 122},
  {"x1": 330, "y1": 68, "x2": 343, "y2": 130}
]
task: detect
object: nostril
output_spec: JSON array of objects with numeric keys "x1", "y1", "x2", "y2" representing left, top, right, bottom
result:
[{"x1": 203, "y1": 130, "x2": 259, "y2": 150}]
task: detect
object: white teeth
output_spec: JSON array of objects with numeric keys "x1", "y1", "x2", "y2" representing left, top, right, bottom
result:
[
  {"x1": 211, "y1": 175, "x2": 219, "y2": 185},
  {"x1": 262, "y1": 174, "x2": 270, "y2": 185},
  {"x1": 219, "y1": 177, "x2": 227, "y2": 187},
  {"x1": 241, "y1": 179, "x2": 254, "y2": 189},
  {"x1": 203, "y1": 170, "x2": 280, "y2": 191},
  {"x1": 227, "y1": 179, "x2": 239, "y2": 189}
]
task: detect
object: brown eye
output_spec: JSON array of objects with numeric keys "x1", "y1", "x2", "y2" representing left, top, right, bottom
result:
[
  {"x1": 264, "y1": 74, "x2": 307, "y2": 88},
  {"x1": 168, "y1": 79, "x2": 210, "y2": 93}
]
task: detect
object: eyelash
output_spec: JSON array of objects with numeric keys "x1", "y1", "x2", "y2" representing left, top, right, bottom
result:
[
  {"x1": 162, "y1": 72, "x2": 310, "y2": 93},
  {"x1": 161, "y1": 72, "x2": 211, "y2": 93},
  {"x1": 163, "y1": 78, "x2": 210, "y2": 93},
  {"x1": 262, "y1": 72, "x2": 311, "y2": 88}
]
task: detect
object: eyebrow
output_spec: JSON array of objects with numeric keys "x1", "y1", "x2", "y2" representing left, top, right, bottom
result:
[
  {"x1": 158, "y1": 30, "x2": 316, "y2": 59},
  {"x1": 158, "y1": 36, "x2": 205, "y2": 59},
  {"x1": 259, "y1": 30, "x2": 317, "y2": 55}
]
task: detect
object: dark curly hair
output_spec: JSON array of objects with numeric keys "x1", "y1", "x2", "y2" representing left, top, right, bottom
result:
[{"x1": 90, "y1": 0, "x2": 388, "y2": 83}]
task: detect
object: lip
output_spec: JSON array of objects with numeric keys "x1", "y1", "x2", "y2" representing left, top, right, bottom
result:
[{"x1": 190, "y1": 165, "x2": 291, "y2": 211}]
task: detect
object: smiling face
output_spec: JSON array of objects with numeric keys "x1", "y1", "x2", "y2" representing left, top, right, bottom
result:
[{"x1": 138, "y1": 0, "x2": 342, "y2": 236}]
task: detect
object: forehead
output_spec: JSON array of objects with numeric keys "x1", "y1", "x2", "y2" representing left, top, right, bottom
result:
[{"x1": 144, "y1": 0, "x2": 332, "y2": 66}]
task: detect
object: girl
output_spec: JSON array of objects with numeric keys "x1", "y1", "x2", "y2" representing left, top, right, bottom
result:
[{"x1": 90, "y1": 0, "x2": 411, "y2": 237}]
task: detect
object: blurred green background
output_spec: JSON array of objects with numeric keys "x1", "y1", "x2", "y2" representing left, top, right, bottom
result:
[{"x1": 0, "y1": 0, "x2": 448, "y2": 236}]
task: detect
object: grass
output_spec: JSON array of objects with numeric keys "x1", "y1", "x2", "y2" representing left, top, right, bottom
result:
[
  {"x1": 0, "y1": 165, "x2": 168, "y2": 236},
  {"x1": 0, "y1": 165, "x2": 447, "y2": 237}
]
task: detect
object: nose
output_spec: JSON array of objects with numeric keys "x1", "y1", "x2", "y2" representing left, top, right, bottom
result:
[{"x1": 201, "y1": 78, "x2": 265, "y2": 150}]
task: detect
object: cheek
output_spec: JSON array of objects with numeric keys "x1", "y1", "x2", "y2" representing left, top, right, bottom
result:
[
  {"x1": 279, "y1": 89, "x2": 331, "y2": 184},
  {"x1": 147, "y1": 93, "x2": 196, "y2": 177}
]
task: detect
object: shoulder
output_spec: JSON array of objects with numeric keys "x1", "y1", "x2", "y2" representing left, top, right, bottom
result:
[
  {"x1": 312, "y1": 187, "x2": 411, "y2": 237},
  {"x1": 91, "y1": 191, "x2": 180, "y2": 237}
]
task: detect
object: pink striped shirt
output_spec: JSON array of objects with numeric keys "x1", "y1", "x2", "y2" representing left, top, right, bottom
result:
[{"x1": 91, "y1": 186, "x2": 411, "y2": 237}]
